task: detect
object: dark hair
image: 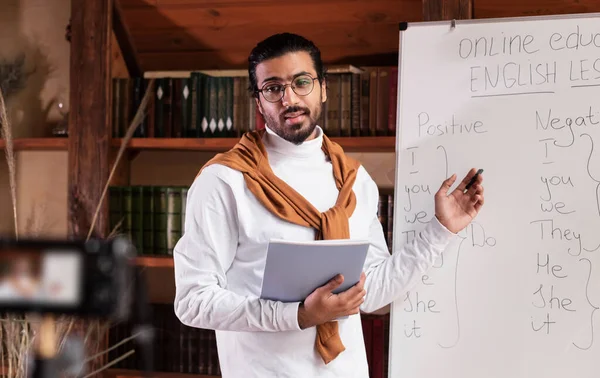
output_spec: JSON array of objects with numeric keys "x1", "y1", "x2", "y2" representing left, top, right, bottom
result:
[{"x1": 247, "y1": 33, "x2": 326, "y2": 97}]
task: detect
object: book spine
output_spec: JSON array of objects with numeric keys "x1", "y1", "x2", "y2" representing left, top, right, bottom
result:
[
  {"x1": 351, "y1": 73, "x2": 361, "y2": 137},
  {"x1": 340, "y1": 73, "x2": 352, "y2": 137},
  {"x1": 376, "y1": 67, "x2": 390, "y2": 136},
  {"x1": 153, "y1": 186, "x2": 168, "y2": 255},
  {"x1": 166, "y1": 187, "x2": 182, "y2": 255}
]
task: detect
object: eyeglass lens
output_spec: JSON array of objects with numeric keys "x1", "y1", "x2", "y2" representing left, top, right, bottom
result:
[{"x1": 261, "y1": 75, "x2": 315, "y2": 102}]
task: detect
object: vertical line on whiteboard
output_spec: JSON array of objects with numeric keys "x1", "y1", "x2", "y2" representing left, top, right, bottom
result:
[
  {"x1": 580, "y1": 133, "x2": 600, "y2": 216},
  {"x1": 572, "y1": 258, "x2": 598, "y2": 350},
  {"x1": 438, "y1": 237, "x2": 465, "y2": 349},
  {"x1": 437, "y1": 145, "x2": 448, "y2": 179}
]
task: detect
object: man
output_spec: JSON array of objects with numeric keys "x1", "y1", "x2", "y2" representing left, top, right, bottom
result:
[{"x1": 173, "y1": 33, "x2": 484, "y2": 377}]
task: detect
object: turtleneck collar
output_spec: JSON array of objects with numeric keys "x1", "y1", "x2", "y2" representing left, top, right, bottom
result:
[{"x1": 262, "y1": 125, "x2": 325, "y2": 159}]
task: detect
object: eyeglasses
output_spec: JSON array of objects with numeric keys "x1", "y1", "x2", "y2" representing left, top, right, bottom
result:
[{"x1": 257, "y1": 74, "x2": 319, "y2": 103}]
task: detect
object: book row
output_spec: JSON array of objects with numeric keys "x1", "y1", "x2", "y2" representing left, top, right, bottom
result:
[
  {"x1": 111, "y1": 66, "x2": 398, "y2": 140},
  {"x1": 108, "y1": 303, "x2": 220, "y2": 375},
  {"x1": 109, "y1": 185, "x2": 395, "y2": 257},
  {"x1": 107, "y1": 303, "x2": 389, "y2": 377},
  {"x1": 109, "y1": 186, "x2": 187, "y2": 256}
]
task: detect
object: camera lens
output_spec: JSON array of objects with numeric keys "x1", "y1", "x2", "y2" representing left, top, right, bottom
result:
[
  {"x1": 96, "y1": 286, "x2": 112, "y2": 304},
  {"x1": 97, "y1": 255, "x2": 113, "y2": 275}
]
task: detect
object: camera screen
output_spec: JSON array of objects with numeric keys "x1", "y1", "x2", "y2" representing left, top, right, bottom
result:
[{"x1": 0, "y1": 249, "x2": 82, "y2": 307}]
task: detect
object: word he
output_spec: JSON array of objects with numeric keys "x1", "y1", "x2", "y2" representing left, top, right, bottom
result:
[
  {"x1": 537, "y1": 253, "x2": 568, "y2": 279},
  {"x1": 417, "y1": 112, "x2": 486, "y2": 137}
]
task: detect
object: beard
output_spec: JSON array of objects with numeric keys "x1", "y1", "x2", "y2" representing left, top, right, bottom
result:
[{"x1": 262, "y1": 101, "x2": 323, "y2": 145}]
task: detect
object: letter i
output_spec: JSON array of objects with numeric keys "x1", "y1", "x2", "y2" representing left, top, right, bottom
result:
[
  {"x1": 408, "y1": 146, "x2": 419, "y2": 174},
  {"x1": 539, "y1": 138, "x2": 554, "y2": 165}
]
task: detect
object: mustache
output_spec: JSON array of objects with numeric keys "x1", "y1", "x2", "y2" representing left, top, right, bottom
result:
[{"x1": 282, "y1": 106, "x2": 310, "y2": 116}]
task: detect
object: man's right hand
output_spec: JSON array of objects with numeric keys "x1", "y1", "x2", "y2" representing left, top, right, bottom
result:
[{"x1": 297, "y1": 272, "x2": 366, "y2": 329}]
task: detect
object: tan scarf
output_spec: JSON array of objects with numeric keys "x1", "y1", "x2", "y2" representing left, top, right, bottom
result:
[{"x1": 198, "y1": 129, "x2": 361, "y2": 364}]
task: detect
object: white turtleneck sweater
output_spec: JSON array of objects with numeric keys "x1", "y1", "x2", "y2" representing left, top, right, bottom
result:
[{"x1": 173, "y1": 126, "x2": 455, "y2": 378}]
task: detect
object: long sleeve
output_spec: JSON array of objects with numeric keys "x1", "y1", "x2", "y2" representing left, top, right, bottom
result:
[
  {"x1": 360, "y1": 181, "x2": 456, "y2": 313},
  {"x1": 173, "y1": 166, "x2": 301, "y2": 332}
]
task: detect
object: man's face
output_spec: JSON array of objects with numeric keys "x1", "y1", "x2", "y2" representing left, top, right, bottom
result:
[{"x1": 254, "y1": 51, "x2": 327, "y2": 145}]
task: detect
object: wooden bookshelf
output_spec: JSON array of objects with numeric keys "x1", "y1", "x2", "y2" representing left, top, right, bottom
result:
[
  {"x1": 106, "y1": 368, "x2": 218, "y2": 378},
  {"x1": 112, "y1": 136, "x2": 396, "y2": 153},
  {"x1": 0, "y1": 138, "x2": 68, "y2": 150},
  {"x1": 135, "y1": 256, "x2": 174, "y2": 268}
]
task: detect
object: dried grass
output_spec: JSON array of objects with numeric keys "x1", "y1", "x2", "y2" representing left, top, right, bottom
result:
[
  {"x1": 0, "y1": 55, "x2": 29, "y2": 102},
  {"x1": 0, "y1": 72, "x2": 23, "y2": 378},
  {"x1": 0, "y1": 86, "x2": 18, "y2": 239}
]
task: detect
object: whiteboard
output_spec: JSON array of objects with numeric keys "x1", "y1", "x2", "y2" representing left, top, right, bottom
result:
[{"x1": 391, "y1": 13, "x2": 600, "y2": 378}]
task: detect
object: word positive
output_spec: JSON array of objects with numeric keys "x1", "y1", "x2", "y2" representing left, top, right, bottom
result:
[{"x1": 417, "y1": 112, "x2": 486, "y2": 138}]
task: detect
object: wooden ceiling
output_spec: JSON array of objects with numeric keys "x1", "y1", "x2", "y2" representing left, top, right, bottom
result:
[{"x1": 117, "y1": 0, "x2": 600, "y2": 72}]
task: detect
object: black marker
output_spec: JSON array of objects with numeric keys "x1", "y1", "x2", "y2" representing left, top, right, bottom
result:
[{"x1": 464, "y1": 169, "x2": 483, "y2": 191}]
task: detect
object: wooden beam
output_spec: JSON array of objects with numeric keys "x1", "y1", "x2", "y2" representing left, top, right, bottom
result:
[
  {"x1": 68, "y1": 0, "x2": 113, "y2": 239},
  {"x1": 423, "y1": 0, "x2": 473, "y2": 21},
  {"x1": 113, "y1": 0, "x2": 143, "y2": 77}
]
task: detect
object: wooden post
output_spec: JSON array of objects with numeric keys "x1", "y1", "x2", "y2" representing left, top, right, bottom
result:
[
  {"x1": 423, "y1": 0, "x2": 473, "y2": 21},
  {"x1": 68, "y1": 0, "x2": 112, "y2": 239}
]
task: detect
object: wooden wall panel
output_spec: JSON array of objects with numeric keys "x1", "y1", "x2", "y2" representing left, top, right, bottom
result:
[
  {"x1": 423, "y1": 0, "x2": 472, "y2": 20},
  {"x1": 131, "y1": 23, "x2": 400, "y2": 53},
  {"x1": 120, "y1": 0, "x2": 421, "y2": 71},
  {"x1": 123, "y1": 1, "x2": 418, "y2": 30},
  {"x1": 475, "y1": 0, "x2": 600, "y2": 18},
  {"x1": 139, "y1": 47, "x2": 399, "y2": 71}
]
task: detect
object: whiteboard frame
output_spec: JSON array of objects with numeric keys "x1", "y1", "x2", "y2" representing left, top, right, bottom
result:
[{"x1": 389, "y1": 10, "x2": 600, "y2": 378}]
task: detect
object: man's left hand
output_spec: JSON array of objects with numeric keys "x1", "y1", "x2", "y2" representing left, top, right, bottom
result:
[{"x1": 434, "y1": 168, "x2": 485, "y2": 234}]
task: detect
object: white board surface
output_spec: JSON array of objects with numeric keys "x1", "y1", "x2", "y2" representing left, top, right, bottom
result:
[{"x1": 391, "y1": 13, "x2": 600, "y2": 378}]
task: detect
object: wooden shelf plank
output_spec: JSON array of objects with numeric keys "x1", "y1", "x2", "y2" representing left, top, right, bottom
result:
[
  {"x1": 112, "y1": 137, "x2": 238, "y2": 152},
  {"x1": 135, "y1": 256, "x2": 174, "y2": 268},
  {"x1": 112, "y1": 136, "x2": 395, "y2": 153},
  {"x1": 0, "y1": 138, "x2": 68, "y2": 150},
  {"x1": 105, "y1": 368, "x2": 219, "y2": 378}
]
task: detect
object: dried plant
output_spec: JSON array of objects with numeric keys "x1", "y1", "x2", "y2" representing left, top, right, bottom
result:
[
  {"x1": 0, "y1": 55, "x2": 29, "y2": 102},
  {"x1": 0, "y1": 86, "x2": 18, "y2": 239}
]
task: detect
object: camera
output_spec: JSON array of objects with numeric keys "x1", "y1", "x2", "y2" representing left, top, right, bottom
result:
[{"x1": 0, "y1": 236, "x2": 136, "y2": 322}]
